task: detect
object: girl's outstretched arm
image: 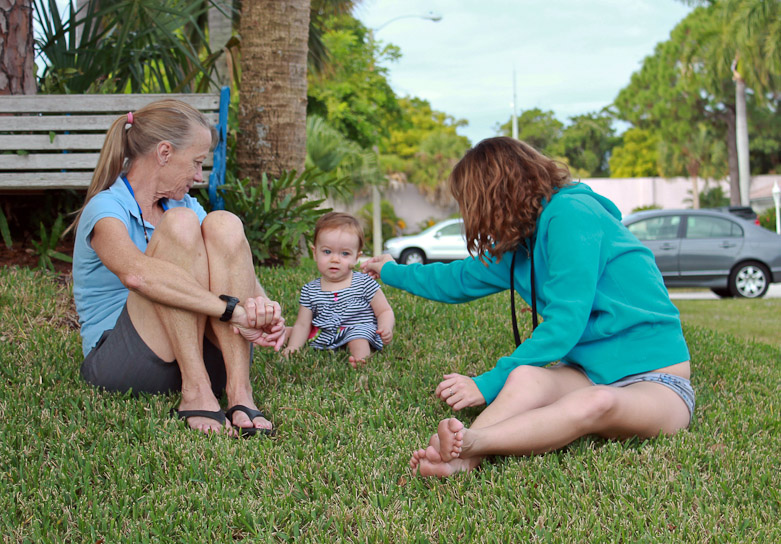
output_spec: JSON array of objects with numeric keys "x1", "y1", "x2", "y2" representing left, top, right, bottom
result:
[{"x1": 361, "y1": 254, "x2": 394, "y2": 280}]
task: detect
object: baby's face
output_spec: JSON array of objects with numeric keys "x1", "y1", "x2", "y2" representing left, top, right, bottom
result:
[{"x1": 313, "y1": 227, "x2": 362, "y2": 284}]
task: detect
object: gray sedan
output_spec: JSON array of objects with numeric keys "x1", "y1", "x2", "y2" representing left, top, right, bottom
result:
[{"x1": 623, "y1": 209, "x2": 781, "y2": 298}]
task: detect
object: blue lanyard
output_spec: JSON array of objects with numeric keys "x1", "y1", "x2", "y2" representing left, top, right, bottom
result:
[{"x1": 121, "y1": 174, "x2": 168, "y2": 244}]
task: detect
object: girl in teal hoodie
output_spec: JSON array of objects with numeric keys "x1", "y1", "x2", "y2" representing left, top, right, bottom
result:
[{"x1": 362, "y1": 137, "x2": 693, "y2": 478}]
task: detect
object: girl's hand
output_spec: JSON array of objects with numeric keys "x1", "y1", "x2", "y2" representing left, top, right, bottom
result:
[
  {"x1": 435, "y1": 373, "x2": 486, "y2": 411},
  {"x1": 361, "y1": 254, "x2": 394, "y2": 280},
  {"x1": 233, "y1": 319, "x2": 287, "y2": 351},
  {"x1": 377, "y1": 327, "x2": 393, "y2": 344}
]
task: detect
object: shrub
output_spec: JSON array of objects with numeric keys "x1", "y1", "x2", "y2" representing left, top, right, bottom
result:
[
  {"x1": 630, "y1": 204, "x2": 662, "y2": 213},
  {"x1": 357, "y1": 199, "x2": 403, "y2": 244},
  {"x1": 757, "y1": 207, "x2": 778, "y2": 232},
  {"x1": 30, "y1": 214, "x2": 73, "y2": 272},
  {"x1": 214, "y1": 169, "x2": 350, "y2": 266}
]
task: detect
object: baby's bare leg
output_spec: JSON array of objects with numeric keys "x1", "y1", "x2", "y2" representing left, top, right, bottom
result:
[{"x1": 347, "y1": 338, "x2": 371, "y2": 368}]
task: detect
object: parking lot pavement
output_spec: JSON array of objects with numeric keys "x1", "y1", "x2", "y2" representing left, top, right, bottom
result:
[{"x1": 668, "y1": 283, "x2": 781, "y2": 300}]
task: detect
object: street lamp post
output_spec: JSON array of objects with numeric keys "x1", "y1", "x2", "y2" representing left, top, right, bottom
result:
[
  {"x1": 772, "y1": 180, "x2": 780, "y2": 235},
  {"x1": 370, "y1": 12, "x2": 442, "y2": 256}
]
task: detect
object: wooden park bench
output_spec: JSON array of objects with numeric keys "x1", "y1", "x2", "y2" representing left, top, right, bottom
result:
[{"x1": 0, "y1": 86, "x2": 230, "y2": 209}]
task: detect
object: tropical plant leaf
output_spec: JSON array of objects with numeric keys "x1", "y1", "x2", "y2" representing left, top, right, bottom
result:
[
  {"x1": 33, "y1": 0, "x2": 224, "y2": 94},
  {"x1": 0, "y1": 207, "x2": 12, "y2": 249}
]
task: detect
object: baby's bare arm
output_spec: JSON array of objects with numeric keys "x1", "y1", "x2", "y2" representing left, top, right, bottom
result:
[
  {"x1": 283, "y1": 305, "x2": 314, "y2": 354},
  {"x1": 371, "y1": 289, "x2": 395, "y2": 344}
]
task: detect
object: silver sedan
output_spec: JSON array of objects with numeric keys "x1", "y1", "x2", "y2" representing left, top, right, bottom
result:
[
  {"x1": 384, "y1": 218, "x2": 469, "y2": 265},
  {"x1": 623, "y1": 209, "x2": 781, "y2": 298}
]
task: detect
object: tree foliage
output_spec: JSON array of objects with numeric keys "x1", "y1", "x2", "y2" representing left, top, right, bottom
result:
[
  {"x1": 495, "y1": 108, "x2": 563, "y2": 154},
  {"x1": 34, "y1": 0, "x2": 219, "y2": 93},
  {"x1": 382, "y1": 97, "x2": 470, "y2": 203},
  {"x1": 609, "y1": 128, "x2": 660, "y2": 178},
  {"x1": 614, "y1": 1, "x2": 779, "y2": 192},
  {"x1": 306, "y1": 14, "x2": 401, "y2": 149},
  {"x1": 556, "y1": 111, "x2": 617, "y2": 178},
  {"x1": 495, "y1": 108, "x2": 615, "y2": 178}
]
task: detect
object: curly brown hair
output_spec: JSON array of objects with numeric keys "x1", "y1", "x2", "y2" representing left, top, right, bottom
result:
[{"x1": 449, "y1": 137, "x2": 572, "y2": 261}]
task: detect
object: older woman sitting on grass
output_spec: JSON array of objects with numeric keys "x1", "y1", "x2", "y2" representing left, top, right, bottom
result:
[
  {"x1": 69, "y1": 99, "x2": 285, "y2": 437},
  {"x1": 363, "y1": 137, "x2": 694, "y2": 477}
]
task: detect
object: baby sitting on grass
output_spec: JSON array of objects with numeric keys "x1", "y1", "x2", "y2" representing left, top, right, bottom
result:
[{"x1": 283, "y1": 212, "x2": 395, "y2": 366}]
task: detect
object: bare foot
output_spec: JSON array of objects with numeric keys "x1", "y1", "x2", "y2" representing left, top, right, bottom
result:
[
  {"x1": 176, "y1": 403, "x2": 230, "y2": 435},
  {"x1": 408, "y1": 445, "x2": 474, "y2": 478},
  {"x1": 347, "y1": 339, "x2": 371, "y2": 368},
  {"x1": 226, "y1": 404, "x2": 273, "y2": 433},
  {"x1": 437, "y1": 418, "x2": 465, "y2": 462},
  {"x1": 348, "y1": 355, "x2": 368, "y2": 368},
  {"x1": 226, "y1": 388, "x2": 273, "y2": 433},
  {"x1": 408, "y1": 429, "x2": 479, "y2": 478}
]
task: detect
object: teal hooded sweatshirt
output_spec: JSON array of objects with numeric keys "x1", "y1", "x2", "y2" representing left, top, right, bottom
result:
[{"x1": 380, "y1": 183, "x2": 690, "y2": 404}]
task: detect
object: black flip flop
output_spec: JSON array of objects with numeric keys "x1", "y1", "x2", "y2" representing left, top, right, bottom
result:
[
  {"x1": 225, "y1": 404, "x2": 275, "y2": 437},
  {"x1": 171, "y1": 408, "x2": 226, "y2": 431}
]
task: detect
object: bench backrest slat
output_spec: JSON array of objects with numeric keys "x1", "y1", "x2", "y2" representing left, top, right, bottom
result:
[
  {"x1": 0, "y1": 171, "x2": 212, "y2": 191},
  {"x1": 0, "y1": 134, "x2": 109, "y2": 151},
  {"x1": 0, "y1": 89, "x2": 229, "y2": 208},
  {"x1": 0, "y1": 112, "x2": 220, "y2": 132},
  {"x1": 1, "y1": 93, "x2": 221, "y2": 113},
  {"x1": 0, "y1": 152, "x2": 214, "y2": 169}
]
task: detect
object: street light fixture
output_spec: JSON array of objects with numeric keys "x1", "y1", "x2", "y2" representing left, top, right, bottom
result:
[
  {"x1": 369, "y1": 12, "x2": 443, "y2": 257},
  {"x1": 374, "y1": 12, "x2": 442, "y2": 32}
]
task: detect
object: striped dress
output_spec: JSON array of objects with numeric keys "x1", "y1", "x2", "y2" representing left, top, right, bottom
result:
[{"x1": 299, "y1": 272, "x2": 383, "y2": 351}]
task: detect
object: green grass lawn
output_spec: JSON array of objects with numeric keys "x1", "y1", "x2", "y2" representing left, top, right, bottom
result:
[
  {"x1": 1, "y1": 263, "x2": 779, "y2": 542},
  {"x1": 674, "y1": 297, "x2": 781, "y2": 346}
]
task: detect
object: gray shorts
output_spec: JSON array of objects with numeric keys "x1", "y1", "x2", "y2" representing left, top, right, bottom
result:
[
  {"x1": 80, "y1": 304, "x2": 227, "y2": 396},
  {"x1": 555, "y1": 362, "x2": 695, "y2": 423}
]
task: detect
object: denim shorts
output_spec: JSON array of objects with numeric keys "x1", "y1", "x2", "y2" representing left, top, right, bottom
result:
[
  {"x1": 80, "y1": 304, "x2": 228, "y2": 396},
  {"x1": 554, "y1": 363, "x2": 695, "y2": 423}
]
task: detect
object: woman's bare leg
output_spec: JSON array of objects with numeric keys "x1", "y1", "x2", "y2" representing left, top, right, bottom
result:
[
  {"x1": 201, "y1": 211, "x2": 272, "y2": 432},
  {"x1": 127, "y1": 208, "x2": 224, "y2": 433},
  {"x1": 414, "y1": 362, "x2": 691, "y2": 477},
  {"x1": 412, "y1": 364, "x2": 592, "y2": 471},
  {"x1": 415, "y1": 379, "x2": 691, "y2": 478}
]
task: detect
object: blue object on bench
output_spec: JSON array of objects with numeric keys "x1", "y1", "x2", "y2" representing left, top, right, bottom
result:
[{"x1": 208, "y1": 86, "x2": 230, "y2": 210}]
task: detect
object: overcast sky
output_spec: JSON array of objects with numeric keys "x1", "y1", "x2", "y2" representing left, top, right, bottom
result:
[{"x1": 355, "y1": 0, "x2": 693, "y2": 144}]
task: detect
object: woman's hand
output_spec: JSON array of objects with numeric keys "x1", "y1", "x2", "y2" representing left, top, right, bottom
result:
[
  {"x1": 242, "y1": 296, "x2": 282, "y2": 328},
  {"x1": 435, "y1": 373, "x2": 486, "y2": 411},
  {"x1": 361, "y1": 254, "x2": 395, "y2": 280}
]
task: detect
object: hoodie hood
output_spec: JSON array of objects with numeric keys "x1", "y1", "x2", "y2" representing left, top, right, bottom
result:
[{"x1": 549, "y1": 182, "x2": 622, "y2": 221}]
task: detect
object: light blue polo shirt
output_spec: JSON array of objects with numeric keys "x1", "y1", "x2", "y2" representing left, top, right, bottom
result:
[{"x1": 72, "y1": 177, "x2": 207, "y2": 356}]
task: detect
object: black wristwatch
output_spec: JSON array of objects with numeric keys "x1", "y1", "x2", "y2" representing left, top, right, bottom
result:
[{"x1": 218, "y1": 294, "x2": 240, "y2": 322}]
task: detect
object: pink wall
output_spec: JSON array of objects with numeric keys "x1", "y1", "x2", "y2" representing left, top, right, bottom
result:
[{"x1": 331, "y1": 175, "x2": 781, "y2": 233}]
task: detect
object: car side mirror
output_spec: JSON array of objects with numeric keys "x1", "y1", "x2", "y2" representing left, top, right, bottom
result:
[{"x1": 434, "y1": 232, "x2": 442, "y2": 239}]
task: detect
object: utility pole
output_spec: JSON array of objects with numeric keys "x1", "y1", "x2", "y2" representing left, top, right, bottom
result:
[{"x1": 511, "y1": 66, "x2": 518, "y2": 140}]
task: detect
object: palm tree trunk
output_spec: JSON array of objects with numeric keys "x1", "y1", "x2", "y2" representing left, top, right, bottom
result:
[
  {"x1": 0, "y1": 0, "x2": 36, "y2": 95},
  {"x1": 721, "y1": 106, "x2": 741, "y2": 205},
  {"x1": 237, "y1": 0, "x2": 311, "y2": 180},
  {"x1": 734, "y1": 68, "x2": 750, "y2": 206}
]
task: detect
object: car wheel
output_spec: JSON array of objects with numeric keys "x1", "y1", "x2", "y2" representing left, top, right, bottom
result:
[
  {"x1": 728, "y1": 261, "x2": 770, "y2": 298},
  {"x1": 400, "y1": 248, "x2": 425, "y2": 265},
  {"x1": 710, "y1": 287, "x2": 733, "y2": 298}
]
